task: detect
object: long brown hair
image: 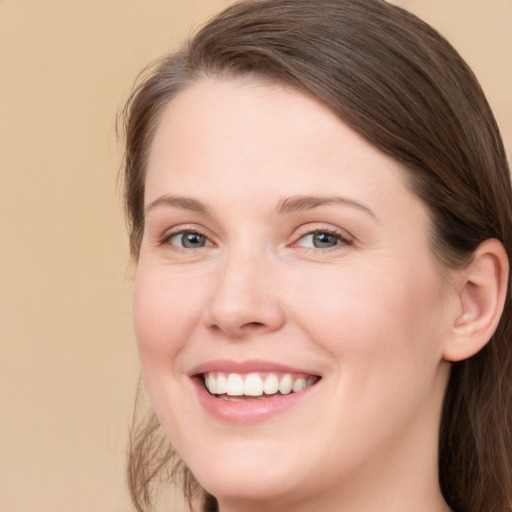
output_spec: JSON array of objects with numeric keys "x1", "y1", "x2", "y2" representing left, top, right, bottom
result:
[{"x1": 120, "y1": 1, "x2": 512, "y2": 511}]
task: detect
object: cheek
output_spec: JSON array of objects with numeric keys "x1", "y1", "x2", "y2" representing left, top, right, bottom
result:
[
  {"x1": 132, "y1": 265, "x2": 203, "y2": 437},
  {"x1": 288, "y1": 259, "x2": 445, "y2": 378},
  {"x1": 133, "y1": 265, "x2": 204, "y2": 373},
  {"x1": 288, "y1": 262, "x2": 448, "y2": 455}
]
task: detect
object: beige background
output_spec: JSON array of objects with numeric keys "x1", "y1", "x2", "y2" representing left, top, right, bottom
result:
[{"x1": 0, "y1": 1, "x2": 510, "y2": 511}]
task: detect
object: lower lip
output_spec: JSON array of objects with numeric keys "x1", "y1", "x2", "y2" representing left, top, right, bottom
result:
[{"x1": 193, "y1": 378, "x2": 317, "y2": 424}]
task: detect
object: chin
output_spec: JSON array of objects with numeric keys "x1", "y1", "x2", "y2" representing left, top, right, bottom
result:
[
  {"x1": 197, "y1": 472, "x2": 304, "y2": 511},
  {"x1": 182, "y1": 442, "x2": 310, "y2": 505}
]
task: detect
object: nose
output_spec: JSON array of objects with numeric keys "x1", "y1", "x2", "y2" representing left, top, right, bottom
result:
[{"x1": 204, "y1": 249, "x2": 285, "y2": 338}]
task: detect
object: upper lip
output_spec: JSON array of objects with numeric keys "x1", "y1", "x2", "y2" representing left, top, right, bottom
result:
[{"x1": 188, "y1": 359, "x2": 321, "y2": 378}]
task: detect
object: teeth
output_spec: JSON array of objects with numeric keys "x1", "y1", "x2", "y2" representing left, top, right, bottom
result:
[
  {"x1": 217, "y1": 373, "x2": 227, "y2": 394},
  {"x1": 203, "y1": 372, "x2": 318, "y2": 397},
  {"x1": 263, "y1": 374, "x2": 279, "y2": 395},
  {"x1": 244, "y1": 373, "x2": 263, "y2": 396},
  {"x1": 279, "y1": 374, "x2": 293, "y2": 395},
  {"x1": 292, "y1": 377, "x2": 307, "y2": 392},
  {"x1": 226, "y1": 374, "x2": 244, "y2": 396}
]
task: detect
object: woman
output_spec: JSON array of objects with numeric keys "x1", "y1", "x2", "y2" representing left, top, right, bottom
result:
[{"x1": 121, "y1": 1, "x2": 512, "y2": 511}]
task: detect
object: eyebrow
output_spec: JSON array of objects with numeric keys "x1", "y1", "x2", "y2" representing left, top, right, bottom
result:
[
  {"x1": 145, "y1": 195, "x2": 208, "y2": 215},
  {"x1": 145, "y1": 193, "x2": 375, "y2": 218},
  {"x1": 276, "y1": 195, "x2": 376, "y2": 218}
]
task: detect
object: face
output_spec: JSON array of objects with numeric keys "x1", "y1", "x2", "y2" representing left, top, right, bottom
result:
[{"x1": 134, "y1": 79, "x2": 455, "y2": 511}]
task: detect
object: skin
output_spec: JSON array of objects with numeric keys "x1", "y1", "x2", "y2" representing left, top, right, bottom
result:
[{"x1": 134, "y1": 78, "x2": 460, "y2": 512}]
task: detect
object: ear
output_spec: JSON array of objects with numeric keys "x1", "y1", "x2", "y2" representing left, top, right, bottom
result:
[{"x1": 443, "y1": 238, "x2": 509, "y2": 362}]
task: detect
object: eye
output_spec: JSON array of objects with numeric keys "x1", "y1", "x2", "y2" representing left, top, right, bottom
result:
[
  {"x1": 294, "y1": 230, "x2": 350, "y2": 249},
  {"x1": 167, "y1": 230, "x2": 213, "y2": 249}
]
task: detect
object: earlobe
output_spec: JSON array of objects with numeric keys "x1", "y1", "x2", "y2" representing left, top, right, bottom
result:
[{"x1": 443, "y1": 239, "x2": 509, "y2": 362}]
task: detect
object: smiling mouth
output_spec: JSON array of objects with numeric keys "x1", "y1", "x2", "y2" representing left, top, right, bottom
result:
[{"x1": 201, "y1": 372, "x2": 320, "y2": 400}]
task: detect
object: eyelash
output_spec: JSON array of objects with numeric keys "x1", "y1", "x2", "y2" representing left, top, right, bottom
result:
[{"x1": 160, "y1": 226, "x2": 352, "y2": 251}]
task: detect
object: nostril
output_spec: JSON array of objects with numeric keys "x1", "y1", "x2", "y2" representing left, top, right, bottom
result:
[{"x1": 241, "y1": 322, "x2": 265, "y2": 330}]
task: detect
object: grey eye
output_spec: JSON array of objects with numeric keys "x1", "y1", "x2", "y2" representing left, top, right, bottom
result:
[
  {"x1": 170, "y1": 231, "x2": 210, "y2": 248},
  {"x1": 296, "y1": 231, "x2": 342, "y2": 249},
  {"x1": 311, "y1": 232, "x2": 340, "y2": 248}
]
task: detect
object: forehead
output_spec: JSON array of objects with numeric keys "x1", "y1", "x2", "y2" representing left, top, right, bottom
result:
[{"x1": 146, "y1": 78, "x2": 412, "y2": 203}]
